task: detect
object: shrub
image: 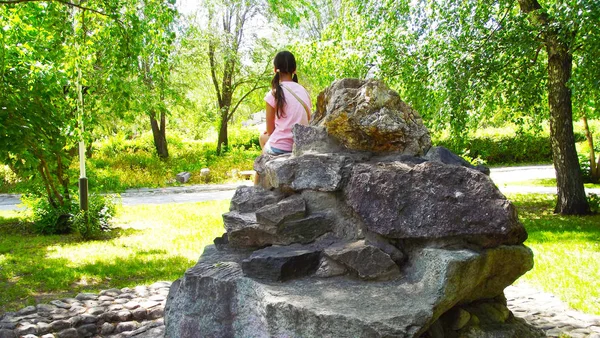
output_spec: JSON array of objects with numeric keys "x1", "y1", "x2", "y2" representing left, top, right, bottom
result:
[
  {"x1": 435, "y1": 132, "x2": 553, "y2": 165},
  {"x1": 22, "y1": 192, "x2": 116, "y2": 237},
  {"x1": 22, "y1": 194, "x2": 78, "y2": 235},
  {"x1": 588, "y1": 193, "x2": 600, "y2": 214},
  {"x1": 72, "y1": 193, "x2": 117, "y2": 240}
]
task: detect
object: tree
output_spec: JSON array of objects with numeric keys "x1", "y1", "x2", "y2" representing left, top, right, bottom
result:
[
  {"x1": 204, "y1": 0, "x2": 272, "y2": 155},
  {"x1": 127, "y1": 0, "x2": 178, "y2": 159},
  {"x1": 347, "y1": 0, "x2": 598, "y2": 215},
  {"x1": 514, "y1": 0, "x2": 593, "y2": 214},
  {"x1": 0, "y1": 0, "x2": 154, "y2": 219}
]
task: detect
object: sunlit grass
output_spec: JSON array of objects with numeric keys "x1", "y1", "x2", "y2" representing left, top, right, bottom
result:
[
  {"x1": 0, "y1": 200, "x2": 230, "y2": 315},
  {"x1": 507, "y1": 178, "x2": 600, "y2": 189},
  {"x1": 508, "y1": 193, "x2": 600, "y2": 315}
]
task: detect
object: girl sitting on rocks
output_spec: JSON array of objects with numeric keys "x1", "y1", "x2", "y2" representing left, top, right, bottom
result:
[{"x1": 259, "y1": 51, "x2": 312, "y2": 155}]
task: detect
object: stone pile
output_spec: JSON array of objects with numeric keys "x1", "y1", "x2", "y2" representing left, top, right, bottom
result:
[
  {"x1": 165, "y1": 79, "x2": 544, "y2": 337},
  {"x1": 0, "y1": 282, "x2": 169, "y2": 338}
]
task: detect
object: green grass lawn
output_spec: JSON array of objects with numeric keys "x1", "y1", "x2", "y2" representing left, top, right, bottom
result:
[
  {"x1": 1, "y1": 194, "x2": 599, "y2": 317},
  {"x1": 508, "y1": 193, "x2": 600, "y2": 315},
  {"x1": 0, "y1": 200, "x2": 230, "y2": 315},
  {"x1": 506, "y1": 178, "x2": 600, "y2": 189}
]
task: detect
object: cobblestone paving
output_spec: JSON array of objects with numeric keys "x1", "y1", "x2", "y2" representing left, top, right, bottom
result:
[
  {"x1": 506, "y1": 284, "x2": 600, "y2": 338},
  {"x1": 2, "y1": 282, "x2": 599, "y2": 337}
]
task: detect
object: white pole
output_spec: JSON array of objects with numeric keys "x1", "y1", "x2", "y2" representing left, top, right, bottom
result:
[{"x1": 73, "y1": 4, "x2": 88, "y2": 210}]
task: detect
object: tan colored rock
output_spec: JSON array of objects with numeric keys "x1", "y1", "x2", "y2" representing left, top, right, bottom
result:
[{"x1": 312, "y1": 78, "x2": 431, "y2": 155}]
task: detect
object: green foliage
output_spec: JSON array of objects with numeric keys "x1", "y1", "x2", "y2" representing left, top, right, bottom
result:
[
  {"x1": 72, "y1": 194, "x2": 117, "y2": 240},
  {"x1": 21, "y1": 194, "x2": 77, "y2": 235},
  {"x1": 435, "y1": 130, "x2": 553, "y2": 165},
  {"x1": 21, "y1": 192, "x2": 116, "y2": 237},
  {"x1": 587, "y1": 193, "x2": 600, "y2": 214}
]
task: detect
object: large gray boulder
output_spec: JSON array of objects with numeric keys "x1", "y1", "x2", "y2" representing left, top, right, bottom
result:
[
  {"x1": 345, "y1": 161, "x2": 526, "y2": 248},
  {"x1": 165, "y1": 78, "x2": 539, "y2": 338},
  {"x1": 164, "y1": 245, "x2": 541, "y2": 338}
]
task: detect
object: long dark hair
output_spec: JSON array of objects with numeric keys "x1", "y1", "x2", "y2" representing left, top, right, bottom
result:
[{"x1": 271, "y1": 51, "x2": 298, "y2": 118}]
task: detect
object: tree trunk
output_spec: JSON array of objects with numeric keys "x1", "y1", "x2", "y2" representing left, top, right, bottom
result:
[
  {"x1": 547, "y1": 41, "x2": 590, "y2": 214},
  {"x1": 150, "y1": 111, "x2": 169, "y2": 159},
  {"x1": 582, "y1": 115, "x2": 598, "y2": 182},
  {"x1": 216, "y1": 114, "x2": 229, "y2": 155}
]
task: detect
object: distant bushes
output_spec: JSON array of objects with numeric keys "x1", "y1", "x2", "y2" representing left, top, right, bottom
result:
[
  {"x1": 435, "y1": 133, "x2": 553, "y2": 165},
  {"x1": 434, "y1": 129, "x2": 588, "y2": 165}
]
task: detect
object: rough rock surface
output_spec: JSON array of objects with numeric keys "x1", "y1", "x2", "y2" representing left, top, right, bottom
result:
[
  {"x1": 165, "y1": 78, "x2": 537, "y2": 337},
  {"x1": 312, "y1": 78, "x2": 432, "y2": 155}
]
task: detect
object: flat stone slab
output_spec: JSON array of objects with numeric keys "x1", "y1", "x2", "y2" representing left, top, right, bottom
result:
[{"x1": 164, "y1": 244, "x2": 535, "y2": 338}]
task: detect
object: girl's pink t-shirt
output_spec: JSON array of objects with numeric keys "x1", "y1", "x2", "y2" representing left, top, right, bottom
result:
[{"x1": 264, "y1": 81, "x2": 311, "y2": 151}]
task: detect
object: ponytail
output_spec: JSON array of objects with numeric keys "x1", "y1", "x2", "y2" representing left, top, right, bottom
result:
[
  {"x1": 271, "y1": 71, "x2": 286, "y2": 118},
  {"x1": 271, "y1": 51, "x2": 298, "y2": 118}
]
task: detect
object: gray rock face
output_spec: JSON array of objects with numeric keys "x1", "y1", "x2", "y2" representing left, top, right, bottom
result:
[
  {"x1": 292, "y1": 124, "x2": 347, "y2": 155},
  {"x1": 165, "y1": 78, "x2": 537, "y2": 338},
  {"x1": 241, "y1": 244, "x2": 321, "y2": 281},
  {"x1": 312, "y1": 78, "x2": 432, "y2": 155},
  {"x1": 424, "y1": 146, "x2": 490, "y2": 175},
  {"x1": 229, "y1": 186, "x2": 284, "y2": 213},
  {"x1": 165, "y1": 245, "x2": 537, "y2": 338},
  {"x1": 324, "y1": 240, "x2": 400, "y2": 281},
  {"x1": 346, "y1": 161, "x2": 526, "y2": 248}
]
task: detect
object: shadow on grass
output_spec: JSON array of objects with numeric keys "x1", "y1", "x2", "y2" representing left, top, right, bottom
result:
[
  {"x1": 509, "y1": 193, "x2": 600, "y2": 244},
  {"x1": 0, "y1": 225, "x2": 193, "y2": 315}
]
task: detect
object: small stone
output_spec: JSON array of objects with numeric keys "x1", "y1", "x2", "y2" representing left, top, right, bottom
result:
[
  {"x1": 61, "y1": 298, "x2": 79, "y2": 305},
  {"x1": 76, "y1": 323, "x2": 97, "y2": 337},
  {"x1": 134, "y1": 286, "x2": 149, "y2": 297},
  {"x1": 41, "y1": 334, "x2": 55, "y2": 338},
  {"x1": 117, "y1": 293, "x2": 134, "y2": 300},
  {"x1": 107, "y1": 304, "x2": 124, "y2": 312},
  {"x1": 120, "y1": 287, "x2": 132, "y2": 293},
  {"x1": 100, "y1": 322, "x2": 115, "y2": 335},
  {"x1": 21, "y1": 334, "x2": 38, "y2": 338},
  {"x1": 149, "y1": 281, "x2": 171, "y2": 289},
  {"x1": 36, "y1": 304, "x2": 55, "y2": 313},
  {"x1": 17, "y1": 306, "x2": 37, "y2": 316},
  {"x1": 147, "y1": 308, "x2": 164, "y2": 320},
  {"x1": 140, "y1": 301, "x2": 160, "y2": 309},
  {"x1": 49, "y1": 301, "x2": 71, "y2": 310},
  {"x1": 148, "y1": 295, "x2": 165, "y2": 302},
  {"x1": 56, "y1": 328, "x2": 78, "y2": 338},
  {"x1": 99, "y1": 312, "x2": 119, "y2": 323},
  {"x1": 115, "y1": 321, "x2": 139, "y2": 333},
  {"x1": 50, "y1": 320, "x2": 70, "y2": 332},
  {"x1": 0, "y1": 329, "x2": 16, "y2": 338},
  {"x1": 82, "y1": 300, "x2": 99, "y2": 308},
  {"x1": 16, "y1": 323, "x2": 38, "y2": 336},
  {"x1": 69, "y1": 307, "x2": 86, "y2": 316},
  {"x1": 0, "y1": 321, "x2": 17, "y2": 330},
  {"x1": 85, "y1": 307, "x2": 104, "y2": 316},
  {"x1": 113, "y1": 299, "x2": 129, "y2": 304},
  {"x1": 123, "y1": 302, "x2": 140, "y2": 310},
  {"x1": 98, "y1": 295, "x2": 114, "y2": 302},
  {"x1": 131, "y1": 308, "x2": 147, "y2": 321},
  {"x1": 37, "y1": 322, "x2": 50, "y2": 334},
  {"x1": 100, "y1": 288, "x2": 121, "y2": 297},
  {"x1": 116, "y1": 310, "x2": 132, "y2": 322},
  {"x1": 75, "y1": 293, "x2": 97, "y2": 301},
  {"x1": 80, "y1": 314, "x2": 97, "y2": 324}
]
